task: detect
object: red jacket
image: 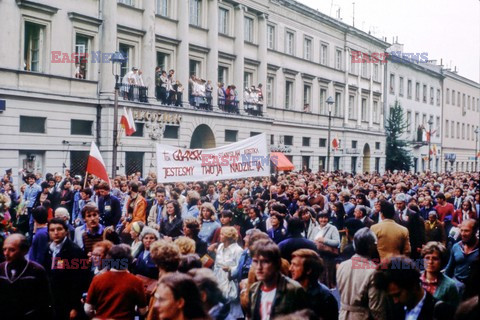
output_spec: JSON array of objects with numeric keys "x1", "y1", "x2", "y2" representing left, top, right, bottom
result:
[{"x1": 452, "y1": 209, "x2": 476, "y2": 227}]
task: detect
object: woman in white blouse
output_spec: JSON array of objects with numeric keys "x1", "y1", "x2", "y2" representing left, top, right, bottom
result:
[{"x1": 214, "y1": 226, "x2": 244, "y2": 319}]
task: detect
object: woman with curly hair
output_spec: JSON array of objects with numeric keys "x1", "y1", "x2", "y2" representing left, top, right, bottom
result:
[
  {"x1": 183, "y1": 218, "x2": 207, "y2": 256},
  {"x1": 198, "y1": 202, "x2": 220, "y2": 245}
]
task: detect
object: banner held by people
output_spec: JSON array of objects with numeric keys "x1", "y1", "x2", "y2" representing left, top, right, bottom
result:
[{"x1": 156, "y1": 133, "x2": 271, "y2": 183}]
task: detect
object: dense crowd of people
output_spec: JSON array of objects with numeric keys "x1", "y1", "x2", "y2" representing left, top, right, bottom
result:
[{"x1": 0, "y1": 168, "x2": 479, "y2": 320}]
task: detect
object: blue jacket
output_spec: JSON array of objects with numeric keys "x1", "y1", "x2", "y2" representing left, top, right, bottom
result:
[{"x1": 445, "y1": 241, "x2": 479, "y2": 282}]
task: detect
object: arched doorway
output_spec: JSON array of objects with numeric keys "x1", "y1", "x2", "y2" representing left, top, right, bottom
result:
[
  {"x1": 362, "y1": 143, "x2": 371, "y2": 173},
  {"x1": 190, "y1": 124, "x2": 216, "y2": 149}
]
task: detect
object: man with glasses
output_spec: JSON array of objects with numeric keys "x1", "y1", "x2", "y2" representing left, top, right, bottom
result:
[{"x1": 248, "y1": 239, "x2": 307, "y2": 319}]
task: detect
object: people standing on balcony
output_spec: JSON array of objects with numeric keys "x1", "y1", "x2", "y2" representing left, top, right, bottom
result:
[
  {"x1": 257, "y1": 83, "x2": 263, "y2": 103},
  {"x1": 205, "y1": 80, "x2": 213, "y2": 110},
  {"x1": 218, "y1": 82, "x2": 226, "y2": 110},
  {"x1": 122, "y1": 67, "x2": 137, "y2": 100},
  {"x1": 188, "y1": 75, "x2": 196, "y2": 106},
  {"x1": 175, "y1": 80, "x2": 183, "y2": 107},
  {"x1": 244, "y1": 87, "x2": 251, "y2": 113},
  {"x1": 159, "y1": 70, "x2": 168, "y2": 104},
  {"x1": 155, "y1": 67, "x2": 161, "y2": 101},
  {"x1": 167, "y1": 73, "x2": 176, "y2": 106}
]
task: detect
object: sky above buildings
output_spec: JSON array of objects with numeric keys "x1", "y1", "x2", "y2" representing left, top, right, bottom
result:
[{"x1": 297, "y1": 0, "x2": 480, "y2": 82}]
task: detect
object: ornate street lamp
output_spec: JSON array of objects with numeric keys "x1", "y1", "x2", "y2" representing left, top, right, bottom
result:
[
  {"x1": 326, "y1": 96, "x2": 334, "y2": 172},
  {"x1": 111, "y1": 51, "x2": 127, "y2": 178}
]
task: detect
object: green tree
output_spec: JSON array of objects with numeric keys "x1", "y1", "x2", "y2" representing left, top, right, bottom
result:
[{"x1": 385, "y1": 100, "x2": 412, "y2": 171}]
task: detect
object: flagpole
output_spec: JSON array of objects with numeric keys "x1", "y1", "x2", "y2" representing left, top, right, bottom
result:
[{"x1": 83, "y1": 171, "x2": 88, "y2": 189}]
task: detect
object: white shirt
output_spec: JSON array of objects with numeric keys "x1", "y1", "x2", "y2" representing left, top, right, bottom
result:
[{"x1": 260, "y1": 287, "x2": 277, "y2": 320}]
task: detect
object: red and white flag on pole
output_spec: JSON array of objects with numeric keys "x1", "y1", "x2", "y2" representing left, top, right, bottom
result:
[
  {"x1": 86, "y1": 141, "x2": 109, "y2": 182},
  {"x1": 120, "y1": 107, "x2": 136, "y2": 136}
]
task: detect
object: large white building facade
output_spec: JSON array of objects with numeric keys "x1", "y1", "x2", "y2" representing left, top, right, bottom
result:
[
  {"x1": 385, "y1": 43, "x2": 444, "y2": 173},
  {"x1": 441, "y1": 70, "x2": 480, "y2": 173},
  {"x1": 0, "y1": 0, "x2": 391, "y2": 181}
]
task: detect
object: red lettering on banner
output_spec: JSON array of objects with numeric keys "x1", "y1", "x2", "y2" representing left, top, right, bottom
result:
[
  {"x1": 230, "y1": 162, "x2": 255, "y2": 173},
  {"x1": 173, "y1": 149, "x2": 203, "y2": 161}
]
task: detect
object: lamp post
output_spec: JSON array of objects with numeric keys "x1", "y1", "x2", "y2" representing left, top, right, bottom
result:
[
  {"x1": 111, "y1": 51, "x2": 127, "y2": 178},
  {"x1": 427, "y1": 118, "x2": 434, "y2": 171},
  {"x1": 475, "y1": 128, "x2": 479, "y2": 172},
  {"x1": 326, "y1": 96, "x2": 334, "y2": 172}
]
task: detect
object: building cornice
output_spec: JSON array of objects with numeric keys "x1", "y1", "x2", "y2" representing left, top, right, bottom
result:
[
  {"x1": 245, "y1": 58, "x2": 261, "y2": 66},
  {"x1": 155, "y1": 34, "x2": 181, "y2": 46},
  {"x1": 318, "y1": 77, "x2": 331, "y2": 84},
  {"x1": 219, "y1": 51, "x2": 237, "y2": 60},
  {"x1": 189, "y1": 44, "x2": 210, "y2": 54},
  {"x1": 267, "y1": 63, "x2": 281, "y2": 71},
  {"x1": 16, "y1": 0, "x2": 59, "y2": 15},
  {"x1": 301, "y1": 73, "x2": 315, "y2": 81},
  {"x1": 282, "y1": 68, "x2": 298, "y2": 76},
  {"x1": 117, "y1": 25, "x2": 146, "y2": 37},
  {"x1": 68, "y1": 12, "x2": 103, "y2": 27},
  {"x1": 443, "y1": 70, "x2": 480, "y2": 88}
]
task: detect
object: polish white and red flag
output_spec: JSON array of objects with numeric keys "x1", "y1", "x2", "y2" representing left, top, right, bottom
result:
[
  {"x1": 120, "y1": 107, "x2": 136, "y2": 136},
  {"x1": 86, "y1": 141, "x2": 109, "y2": 182}
]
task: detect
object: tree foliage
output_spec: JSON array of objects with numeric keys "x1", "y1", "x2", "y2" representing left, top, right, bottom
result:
[{"x1": 385, "y1": 100, "x2": 412, "y2": 171}]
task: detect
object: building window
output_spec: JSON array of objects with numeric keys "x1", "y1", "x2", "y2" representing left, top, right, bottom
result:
[
  {"x1": 250, "y1": 131, "x2": 261, "y2": 137},
  {"x1": 270, "y1": 134, "x2": 275, "y2": 145},
  {"x1": 130, "y1": 123, "x2": 144, "y2": 137},
  {"x1": 189, "y1": 0, "x2": 201, "y2": 26},
  {"x1": 20, "y1": 116, "x2": 46, "y2": 133},
  {"x1": 285, "y1": 80, "x2": 293, "y2": 109},
  {"x1": 362, "y1": 61, "x2": 368, "y2": 78},
  {"x1": 467, "y1": 124, "x2": 470, "y2": 140},
  {"x1": 70, "y1": 151, "x2": 89, "y2": 177},
  {"x1": 119, "y1": 43, "x2": 133, "y2": 78},
  {"x1": 75, "y1": 34, "x2": 89, "y2": 79},
  {"x1": 446, "y1": 88, "x2": 450, "y2": 104},
  {"x1": 375, "y1": 158, "x2": 380, "y2": 172},
  {"x1": 334, "y1": 92, "x2": 342, "y2": 117},
  {"x1": 319, "y1": 138, "x2": 327, "y2": 147},
  {"x1": 156, "y1": 0, "x2": 168, "y2": 17},
  {"x1": 335, "y1": 49, "x2": 343, "y2": 70},
  {"x1": 451, "y1": 121, "x2": 454, "y2": 139},
  {"x1": 244, "y1": 17, "x2": 254, "y2": 42},
  {"x1": 225, "y1": 129, "x2": 238, "y2": 142},
  {"x1": 351, "y1": 140, "x2": 358, "y2": 149},
  {"x1": 456, "y1": 122, "x2": 460, "y2": 138},
  {"x1": 348, "y1": 95, "x2": 355, "y2": 120},
  {"x1": 267, "y1": 25, "x2": 275, "y2": 49},
  {"x1": 303, "y1": 38, "x2": 312, "y2": 60},
  {"x1": 436, "y1": 116, "x2": 440, "y2": 137},
  {"x1": 361, "y1": 98, "x2": 367, "y2": 121},
  {"x1": 320, "y1": 88, "x2": 326, "y2": 115},
  {"x1": 218, "y1": 66, "x2": 228, "y2": 84},
  {"x1": 415, "y1": 82, "x2": 420, "y2": 101},
  {"x1": 399, "y1": 77, "x2": 404, "y2": 96},
  {"x1": 24, "y1": 21, "x2": 45, "y2": 72},
  {"x1": 164, "y1": 125, "x2": 179, "y2": 139},
  {"x1": 333, "y1": 156, "x2": 340, "y2": 171},
  {"x1": 375, "y1": 142, "x2": 381, "y2": 150},
  {"x1": 407, "y1": 80, "x2": 412, "y2": 99},
  {"x1": 445, "y1": 120, "x2": 449, "y2": 137},
  {"x1": 320, "y1": 43, "x2": 328, "y2": 66},
  {"x1": 218, "y1": 8, "x2": 229, "y2": 35},
  {"x1": 286, "y1": 31, "x2": 294, "y2": 55},
  {"x1": 373, "y1": 101, "x2": 379, "y2": 123},
  {"x1": 389, "y1": 74, "x2": 395, "y2": 94},
  {"x1": 157, "y1": 52, "x2": 169, "y2": 71},
  {"x1": 423, "y1": 85, "x2": 427, "y2": 103},
  {"x1": 467, "y1": 95, "x2": 471, "y2": 109},
  {"x1": 430, "y1": 87, "x2": 434, "y2": 104},
  {"x1": 284, "y1": 135, "x2": 293, "y2": 146},
  {"x1": 118, "y1": 0, "x2": 134, "y2": 5},
  {"x1": 266, "y1": 76, "x2": 274, "y2": 107},
  {"x1": 451, "y1": 90, "x2": 455, "y2": 106},
  {"x1": 436, "y1": 89, "x2": 440, "y2": 106},
  {"x1": 406, "y1": 111, "x2": 412, "y2": 132},
  {"x1": 349, "y1": 53, "x2": 356, "y2": 74},
  {"x1": 462, "y1": 123, "x2": 465, "y2": 139},
  {"x1": 318, "y1": 156, "x2": 326, "y2": 171},
  {"x1": 125, "y1": 152, "x2": 144, "y2": 176},
  {"x1": 70, "y1": 120, "x2": 93, "y2": 135},
  {"x1": 302, "y1": 137, "x2": 310, "y2": 147},
  {"x1": 303, "y1": 84, "x2": 311, "y2": 112},
  {"x1": 458, "y1": 92, "x2": 461, "y2": 107},
  {"x1": 373, "y1": 64, "x2": 379, "y2": 81},
  {"x1": 243, "y1": 72, "x2": 253, "y2": 89},
  {"x1": 189, "y1": 59, "x2": 200, "y2": 77}
]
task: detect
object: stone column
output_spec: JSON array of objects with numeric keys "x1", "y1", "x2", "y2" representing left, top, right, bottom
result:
[
  {"x1": 142, "y1": 0, "x2": 156, "y2": 100},
  {"x1": 207, "y1": 0, "x2": 219, "y2": 107},
  {"x1": 176, "y1": 0, "x2": 189, "y2": 103},
  {"x1": 257, "y1": 13, "x2": 268, "y2": 101},
  {"x1": 99, "y1": 0, "x2": 117, "y2": 97},
  {"x1": 234, "y1": 4, "x2": 245, "y2": 109}
]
